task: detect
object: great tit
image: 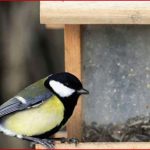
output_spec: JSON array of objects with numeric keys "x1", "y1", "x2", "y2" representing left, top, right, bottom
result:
[{"x1": 0, "y1": 72, "x2": 89, "y2": 147}]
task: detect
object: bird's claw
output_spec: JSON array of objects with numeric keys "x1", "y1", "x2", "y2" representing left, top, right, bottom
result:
[
  {"x1": 30, "y1": 142, "x2": 36, "y2": 148},
  {"x1": 29, "y1": 139, "x2": 54, "y2": 149},
  {"x1": 60, "y1": 137, "x2": 67, "y2": 143},
  {"x1": 60, "y1": 137, "x2": 79, "y2": 146},
  {"x1": 68, "y1": 138, "x2": 79, "y2": 145},
  {"x1": 40, "y1": 139, "x2": 55, "y2": 149}
]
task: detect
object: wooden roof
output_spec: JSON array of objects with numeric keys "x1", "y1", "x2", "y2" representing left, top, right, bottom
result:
[{"x1": 40, "y1": 1, "x2": 150, "y2": 26}]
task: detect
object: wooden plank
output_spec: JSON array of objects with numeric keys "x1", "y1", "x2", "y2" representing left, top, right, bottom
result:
[
  {"x1": 40, "y1": 2, "x2": 150, "y2": 25},
  {"x1": 36, "y1": 142, "x2": 150, "y2": 149},
  {"x1": 64, "y1": 25, "x2": 82, "y2": 140}
]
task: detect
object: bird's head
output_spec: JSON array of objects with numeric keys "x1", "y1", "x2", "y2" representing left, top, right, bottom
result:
[{"x1": 44, "y1": 72, "x2": 89, "y2": 99}]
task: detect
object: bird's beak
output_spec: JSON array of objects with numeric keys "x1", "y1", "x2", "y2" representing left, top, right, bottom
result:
[{"x1": 77, "y1": 88, "x2": 89, "y2": 95}]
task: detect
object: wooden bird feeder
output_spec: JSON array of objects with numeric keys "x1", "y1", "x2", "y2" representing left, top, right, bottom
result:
[{"x1": 39, "y1": 2, "x2": 150, "y2": 149}]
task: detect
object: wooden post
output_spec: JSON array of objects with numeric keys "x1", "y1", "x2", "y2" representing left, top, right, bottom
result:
[{"x1": 64, "y1": 25, "x2": 82, "y2": 140}]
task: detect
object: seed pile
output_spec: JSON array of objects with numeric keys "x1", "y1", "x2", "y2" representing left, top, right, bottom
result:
[{"x1": 82, "y1": 116, "x2": 150, "y2": 142}]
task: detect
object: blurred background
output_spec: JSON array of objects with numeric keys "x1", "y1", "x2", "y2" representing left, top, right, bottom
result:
[{"x1": 0, "y1": 2, "x2": 64, "y2": 148}]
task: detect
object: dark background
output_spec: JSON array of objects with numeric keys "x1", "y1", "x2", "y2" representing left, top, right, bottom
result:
[{"x1": 0, "y1": 2, "x2": 64, "y2": 148}]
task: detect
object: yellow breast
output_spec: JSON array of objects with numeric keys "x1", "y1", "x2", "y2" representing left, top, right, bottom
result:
[{"x1": 3, "y1": 96, "x2": 64, "y2": 136}]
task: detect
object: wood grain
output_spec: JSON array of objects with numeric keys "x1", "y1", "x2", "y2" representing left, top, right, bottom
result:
[
  {"x1": 36, "y1": 142, "x2": 150, "y2": 149},
  {"x1": 64, "y1": 25, "x2": 82, "y2": 140},
  {"x1": 40, "y1": 2, "x2": 150, "y2": 25}
]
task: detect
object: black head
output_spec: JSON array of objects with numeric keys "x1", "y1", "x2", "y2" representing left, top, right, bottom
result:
[{"x1": 44, "y1": 72, "x2": 89, "y2": 98}]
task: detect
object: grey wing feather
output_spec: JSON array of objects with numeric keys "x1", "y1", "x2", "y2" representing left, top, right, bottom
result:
[
  {"x1": 0, "y1": 98, "x2": 25, "y2": 117},
  {"x1": 0, "y1": 91, "x2": 52, "y2": 118}
]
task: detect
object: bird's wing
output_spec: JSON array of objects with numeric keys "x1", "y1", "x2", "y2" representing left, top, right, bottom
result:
[{"x1": 0, "y1": 77, "x2": 53, "y2": 118}]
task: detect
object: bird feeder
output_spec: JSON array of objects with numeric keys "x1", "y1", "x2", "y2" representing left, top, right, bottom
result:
[{"x1": 38, "y1": 2, "x2": 150, "y2": 149}]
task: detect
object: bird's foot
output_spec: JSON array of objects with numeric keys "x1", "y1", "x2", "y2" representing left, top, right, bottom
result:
[
  {"x1": 30, "y1": 142, "x2": 35, "y2": 148},
  {"x1": 46, "y1": 137, "x2": 79, "y2": 146},
  {"x1": 68, "y1": 138, "x2": 79, "y2": 145},
  {"x1": 59, "y1": 137, "x2": 79, "y2": 145},
  {"x1": 40, "y1": 139, "x2": 55, "y2": 149},
  {"x1": 23, "y1": 136, "x2": 54, "y2": 149},
  {"x1": 31, "y1": 139, "x2": 54, "y2": 149}
]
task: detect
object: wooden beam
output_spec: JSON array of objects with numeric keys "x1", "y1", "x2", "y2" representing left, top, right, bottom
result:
[
  {"x1": 36, "y1": 142, "x2": 150, "y2": 149},
  {"x1": 40, "y1": 2, "x2": 150, "y2": 25},
  {"x1": 45, "y1": 24, "x2": 64, "y2": 29},
  {"x1": 64, "y1": 25, "x2": 82, "y2": 140}
]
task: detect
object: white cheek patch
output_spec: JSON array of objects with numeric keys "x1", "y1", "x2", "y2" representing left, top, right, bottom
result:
[{"x1": 49, "y1": 80, "x2": 75, "y2": 97}]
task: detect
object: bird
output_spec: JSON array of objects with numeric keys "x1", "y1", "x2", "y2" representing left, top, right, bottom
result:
[{"x1": 0, "y1": 72, "x2": 89, "y2": 148}]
